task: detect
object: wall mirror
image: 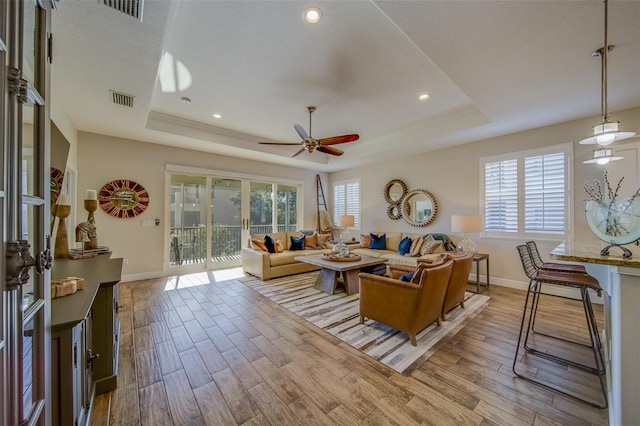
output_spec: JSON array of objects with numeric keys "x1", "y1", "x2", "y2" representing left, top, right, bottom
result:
[
  {"x1": 401, "y1": 189, "x2": 438, "y2": 227},
  {"x1": 387, "y1": 204, "x2": 402, "y2": 220},
  {"x1": 383, "y1": 179, "x2": 407, "y2": 204}
]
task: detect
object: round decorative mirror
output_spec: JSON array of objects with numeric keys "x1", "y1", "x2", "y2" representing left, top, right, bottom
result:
[
  {"x1": 387, "y1": 204, "x2": 402, "y2": 220},
  {"x1": 383, "y1": 179, "x2": 408, "y2": 204},
  {"x1": 401, "y1": 189, "x2": 438, "y2": 227}
]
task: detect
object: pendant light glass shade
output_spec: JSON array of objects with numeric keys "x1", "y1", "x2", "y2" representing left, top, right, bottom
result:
[
  {"x1": 579, "y1": 120, "x2": 636, "y2": 145},
  {"x1": 583, "y1": 148, "x2": 623, "y2": 165}
]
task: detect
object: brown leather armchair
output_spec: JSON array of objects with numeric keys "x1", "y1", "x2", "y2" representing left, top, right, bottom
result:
[
  {"x1": 388, "y1": 252, "x2": 474, "y2": 321},
  {"x1": 358, "y1": 259, "x2": 453, "y2": 346},
  {"x1": 440, "y1": 252, "x2": 474, "y2": 320}
]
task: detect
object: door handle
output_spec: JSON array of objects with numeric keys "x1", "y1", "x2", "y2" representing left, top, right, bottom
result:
[{"x1": 5, "y1": 236, "x2": 52, "y2": 289}]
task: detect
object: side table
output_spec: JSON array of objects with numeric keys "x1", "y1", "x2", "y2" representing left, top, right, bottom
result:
[{"x1": 469, "y1": 253, "x2": 489, "y2": 294}]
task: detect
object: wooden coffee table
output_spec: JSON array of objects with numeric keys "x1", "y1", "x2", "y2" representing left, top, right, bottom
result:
[{"x1": 295, "y1": 253, "x2": 387, "y2": 295}]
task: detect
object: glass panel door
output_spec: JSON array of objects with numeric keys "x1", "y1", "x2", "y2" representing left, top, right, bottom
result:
[
  {"x1": 248, "y1": 182, "x2": 273, "y2": 235},
  {"x1": 169, "y1": 174, "x2": 207, "y2": 267},
  {"x1": 210, "y1": 178, "x2": 242, "y2": 268},
  {"x1": 3, "y1": 0, "x2": 52, "y2": 424},
  {"x1": 277, "y1": 184, "x2": 298, "y2": 232}
]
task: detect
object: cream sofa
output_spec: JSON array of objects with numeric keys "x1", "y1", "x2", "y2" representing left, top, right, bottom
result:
[
  {"x1": 350, "y1": 232, "x2": 456, "y2": 267},
  {"x1": 241, "y1": 231, "x2": 331, "y2": 280},
  {"x1": 242, "y1": 230, "x2": 455, "y2": 281}
]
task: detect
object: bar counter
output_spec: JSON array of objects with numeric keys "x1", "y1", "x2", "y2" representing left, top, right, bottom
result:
[{"x1": 551, "y1": 242, "x2": 640, "y2": 426}]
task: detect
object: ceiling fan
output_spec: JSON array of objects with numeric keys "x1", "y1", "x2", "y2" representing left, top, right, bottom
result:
[{"x1": 259, "y1": 106, "x2": 359, "y2": 157}]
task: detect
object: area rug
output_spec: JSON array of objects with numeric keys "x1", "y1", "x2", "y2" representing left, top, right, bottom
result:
[{"x1": 238, "y1": 271, "x2": 491, "y2": 374}]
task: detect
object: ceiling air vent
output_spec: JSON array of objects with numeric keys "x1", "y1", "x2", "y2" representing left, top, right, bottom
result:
[
  {"x1": 100, "y1": 0, "x2": 144, "y2": 22},
  {"x1": 110, "y1": 90, "x2": 135, "y2": 108}
]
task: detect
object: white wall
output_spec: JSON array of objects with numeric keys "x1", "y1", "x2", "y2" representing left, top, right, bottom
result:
[
  {"x1": 331, "y1": 106, "x2": 640, "y2": 288},
  {"x1": 75, "y1": 132, "x2": 328, "y2": 279}
]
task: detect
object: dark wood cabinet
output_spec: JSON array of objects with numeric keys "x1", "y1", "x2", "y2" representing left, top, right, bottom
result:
[{"x1": 51, "y1": 255, "x2": 123, "y2": 426}]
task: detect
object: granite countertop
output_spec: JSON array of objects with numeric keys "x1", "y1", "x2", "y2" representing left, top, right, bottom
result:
[{"x1": 550, "y1": 242, "x2": 640, "y2": 268}]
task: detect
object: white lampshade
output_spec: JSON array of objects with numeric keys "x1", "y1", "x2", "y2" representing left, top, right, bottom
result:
[
  {"x1": 451, "y1": 215, "x2": 482, "y2": 233},
  {"x1": 579, "y1": 121, "x2": 636, "y2": 146},
  {"x1": 337, "y1": 215, "x2": 355, "y2": 227},
  {"x1": 583, "y1": 148, "x2": 623, "y2": 165}
]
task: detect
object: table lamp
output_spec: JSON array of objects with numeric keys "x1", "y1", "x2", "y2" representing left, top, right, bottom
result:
[
  {"x1": 451, "y1": 215, "x2": 482, "y2": 254},
  {"x1": 337, "y1": 214, "x2": 355, "y2": 243},
  {"x1": 332, "y1": 214, "x2": 354, "y2": 256}
]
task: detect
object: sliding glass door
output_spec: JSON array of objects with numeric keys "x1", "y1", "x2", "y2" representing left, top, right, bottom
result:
[
  {"x1": 168, "y1": 169, "x2": 301, "y2": 271},
  {"x1": 169, "y1": 174, "x2": 207, "y2": 267}
]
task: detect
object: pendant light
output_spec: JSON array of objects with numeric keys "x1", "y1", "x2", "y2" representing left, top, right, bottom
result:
[{"x1": 581, "y1": 0, "x2": 635, "y2": 163}]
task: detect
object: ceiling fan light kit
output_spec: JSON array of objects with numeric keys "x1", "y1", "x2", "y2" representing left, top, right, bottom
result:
[
  {"x1": 582, "y1": 0, "x2": 636, "y2": 165},
  {"x1": 258, "y1": 106, "x2": 359, "y2": 157}
]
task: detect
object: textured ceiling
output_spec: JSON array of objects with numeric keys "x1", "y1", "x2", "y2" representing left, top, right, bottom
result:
[{"x1": 51, "y1": 0, "x2": 640, "y2": 172}]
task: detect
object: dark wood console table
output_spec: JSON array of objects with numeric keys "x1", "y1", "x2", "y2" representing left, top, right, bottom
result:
[{"x1": 51, "y1": 255, "x2": 123, "y2": 426}]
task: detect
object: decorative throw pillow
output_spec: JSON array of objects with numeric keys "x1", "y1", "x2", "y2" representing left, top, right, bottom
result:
[
  {"x1": 290, "y1": 235, "x2": 305, "y2": 251},
  {"x1": 250, "y1": 239, "x2": 268, "y2": 252},
  {"x1": 305, "y1": 232, "x2": 318, "y2": 249},
  {"x1": 264, "y1": 235, "x2": 276, "y2": 253},
  {"x1": 420, "y1": 234, "x2": 444, "y2": 255},
  {"x1": 275, "y1": 239, "x2": 284, "y2": 253},
  {"x1": 317, "y1": 233, "x2": 332, "y2": 249},
  {"x1": 369, "y1": 233, "x2": 387, "y2": 250},
  {"x1": 360, "y1": 234, "x2": 371, "y2": 248},
  {"x1": 399, "y1": 271, "x2": 415, "y2": 282},
  {"x1": 398, "y1": 237, "x2": 412, "y2": 256},
  {"x1": 410, "y1": 236, "x2": 424, "y2": 256}
]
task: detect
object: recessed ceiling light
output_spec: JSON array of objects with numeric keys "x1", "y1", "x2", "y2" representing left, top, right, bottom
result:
[
  {"x1": 212, "y1": 113, "x2": 222, "y2": 119},
  {"x1": 181, "y1": 97, "x2": 191, "y2": 104},
  {"x1": 418, "y1": 93, "x2": 430, "y2": 101},
  {"x1": 303, "y1": 7, "x2": 322, "y2": 24}
]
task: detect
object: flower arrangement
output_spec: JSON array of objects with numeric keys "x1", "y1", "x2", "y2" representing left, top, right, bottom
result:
[{"x1": 584, "y1": 170, "x2": 640, "y2": 239}]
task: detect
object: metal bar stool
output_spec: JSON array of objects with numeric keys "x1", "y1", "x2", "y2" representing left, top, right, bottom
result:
[
  {"x1": 514, "y1": 244, "x2": 607, "y2": 408},
  {"x1": 526, "y1": 240, "x2": 587, "y2": 274}
]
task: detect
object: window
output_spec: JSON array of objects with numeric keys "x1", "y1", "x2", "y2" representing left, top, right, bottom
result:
[
  {"x1": 333, "y1": 179, "x2": 360, "y2": 229},
  {"x1": 481, "y1": 144, "x2": 571, "y2": 238}
]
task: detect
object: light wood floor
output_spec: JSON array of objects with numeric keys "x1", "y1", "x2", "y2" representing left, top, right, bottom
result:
[{"x1": 90, "y1": 272, "x2": 609, "y2": 426}]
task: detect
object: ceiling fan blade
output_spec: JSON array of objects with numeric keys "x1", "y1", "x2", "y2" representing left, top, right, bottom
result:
[
  {"x1": 294, "y1": 124, "x2": 309, "y2": 141},
  {"x1": 259, "y1": 141, "x2": 303, "y2": 146},
  {"x1": 292, "y1": 147, "x2": 307, "y2": 158},
  {"x1": 317, "y1": 145, "x2": 344, "y2": 156},
  {"x1": 318, "y1": 134, "x2": 360, "y2": 146}
]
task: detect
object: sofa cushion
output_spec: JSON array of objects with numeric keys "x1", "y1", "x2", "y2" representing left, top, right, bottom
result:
[
  {"x1": 290, "y1": 235, "x2": 305, "y2": 251},
  {"x1": 250, "y1": 239, "x2": 268, "y2": 251},
  {"x1": 371, "y1": 232, "x2": 402, "y2": 251},
  {"x1": 400, "y1": 271, "x2": 415, "y2": 282},
  {"x1": 410, "y1": 236, "x2": 424, "y2": 256},
  {"x1": 305, "y1": 232, "x2": 318, "y2": 249},
  {"x1": 264, "y1": 235, "x2": 277, "y2": 253},
  {"x1": 398, "y1": 237, "x2": 412, "y2": 255},
  {"x1": 380, "y1": 252, "x2": 418, "y2": 266},
  {"x1": 420, "y1": 234, "x2": 444, "y2": 255},
  {"x1": 269, "y1": 251, "x2": 301, "y2": 267},
  {"x1": 370, "y1": 233, "x2": 387, "y2": 249}
]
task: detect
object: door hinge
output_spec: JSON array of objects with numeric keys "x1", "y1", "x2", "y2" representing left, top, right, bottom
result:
[{"x1": 47, "y1": 33, "x2": 53, "y2": 63}]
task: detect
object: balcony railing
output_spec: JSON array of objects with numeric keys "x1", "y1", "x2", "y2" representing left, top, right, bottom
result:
[{"x1": 169, "y1": 224, "x2": 297, "y2": 265}]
